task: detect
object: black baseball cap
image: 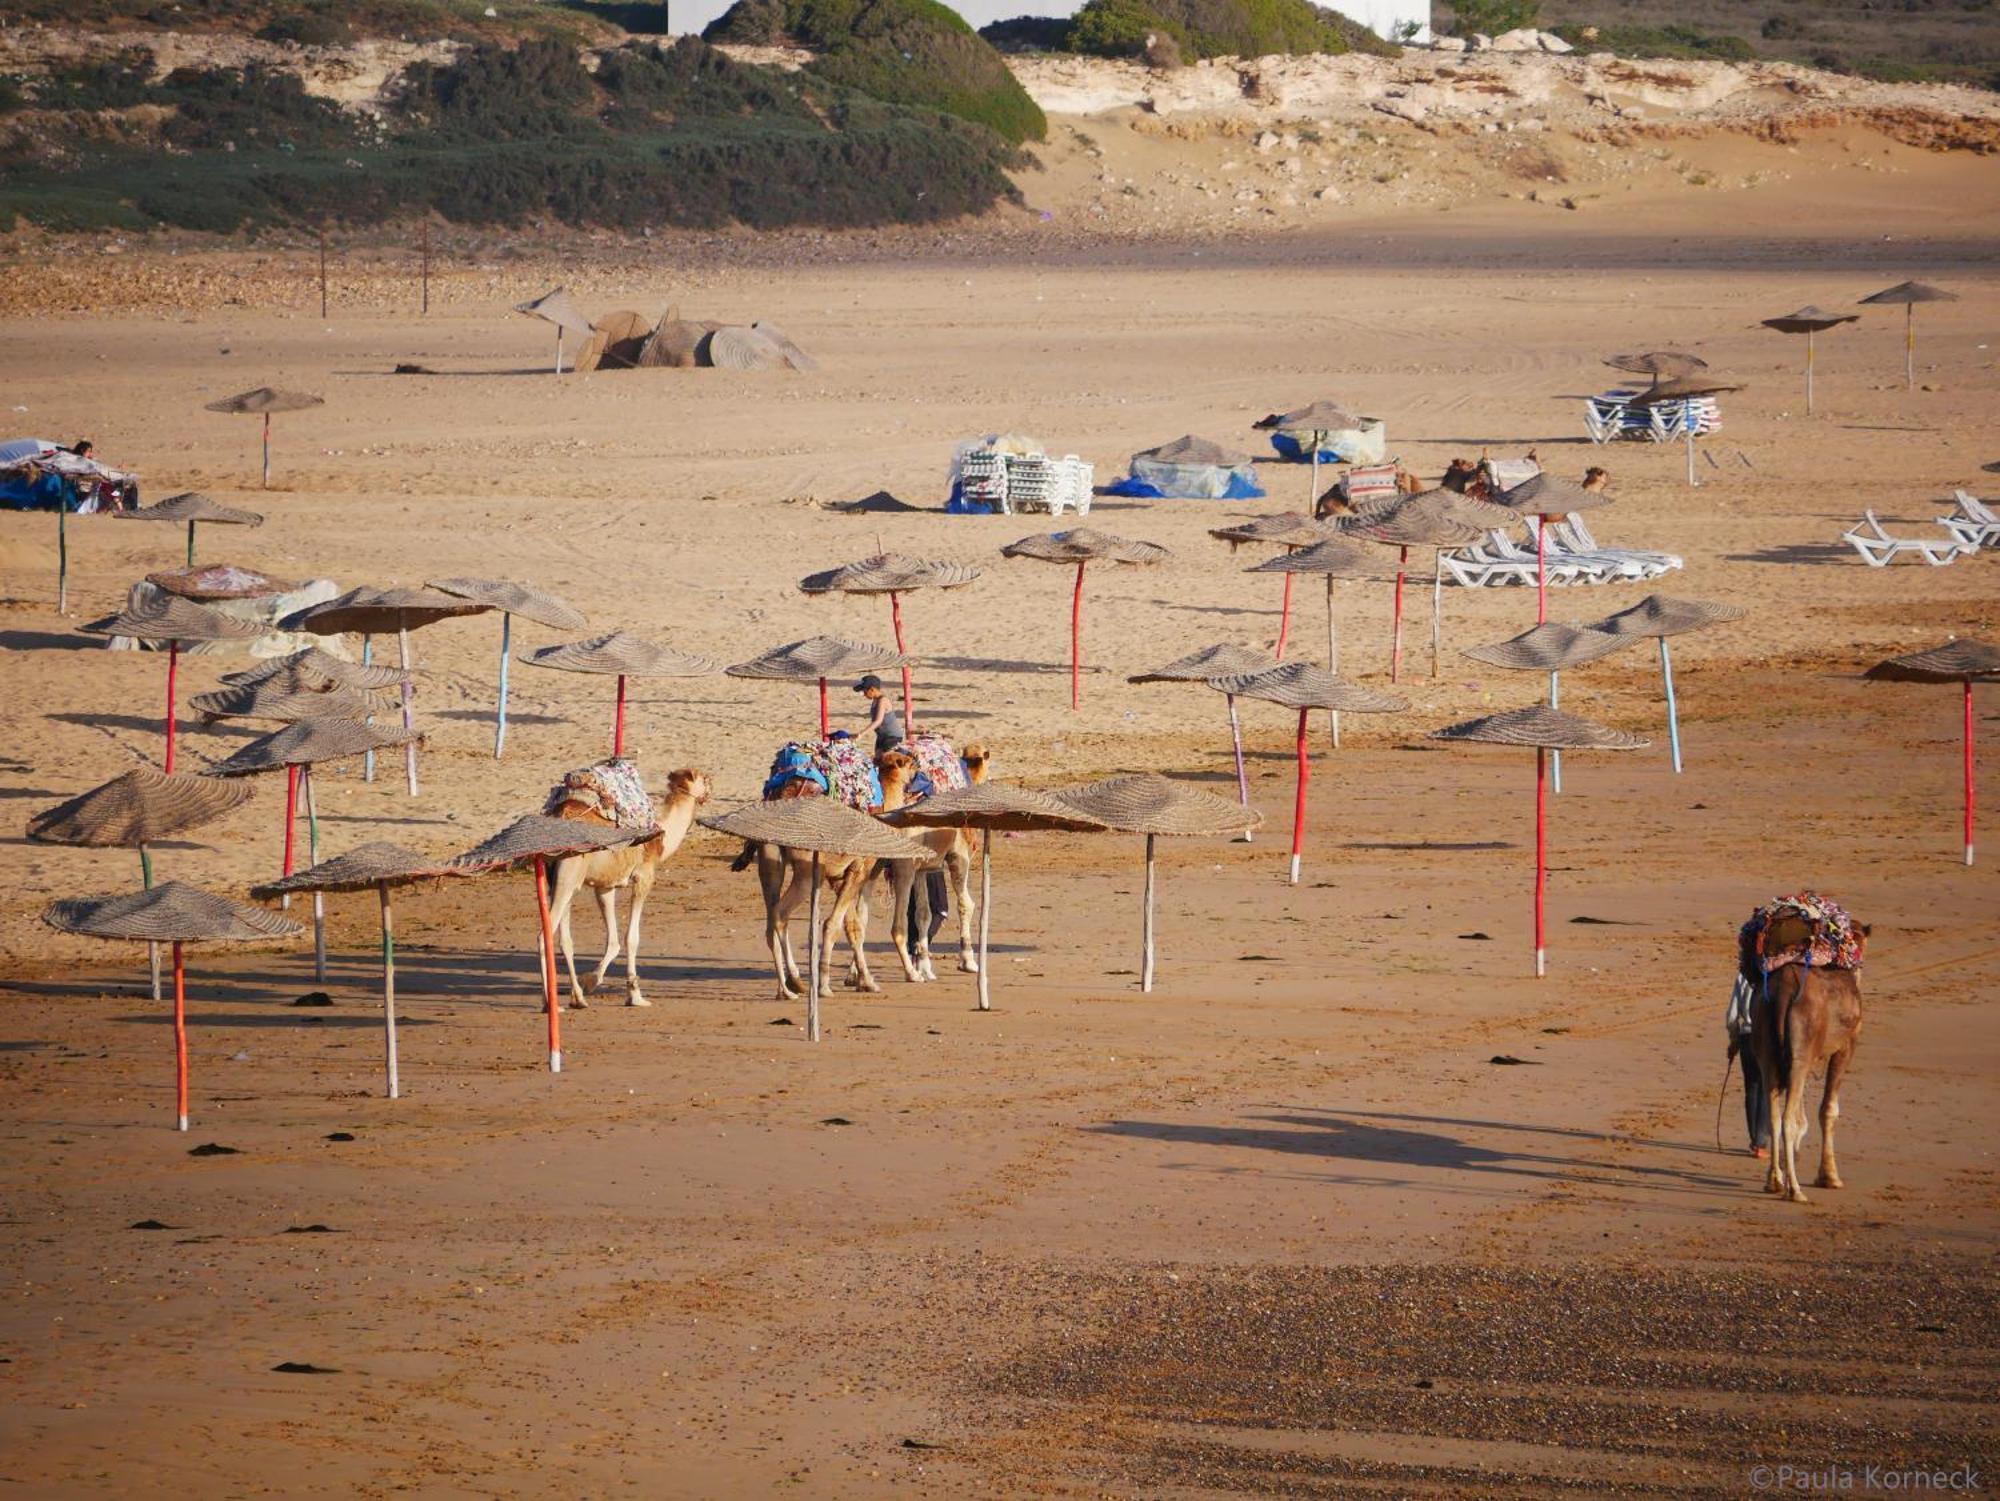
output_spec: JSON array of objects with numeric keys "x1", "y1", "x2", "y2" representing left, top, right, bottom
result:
[{"x1": 854, "y1": 674, "x2": 884, "y2": 693}]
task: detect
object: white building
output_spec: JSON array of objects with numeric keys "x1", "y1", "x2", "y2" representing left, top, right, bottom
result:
[{"x1": 1334, "y1": 0, "x2": 1430, "y2": 43}]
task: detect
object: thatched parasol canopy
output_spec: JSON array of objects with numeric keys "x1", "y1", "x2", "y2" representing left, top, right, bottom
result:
[
  {"x1": 1129, "y1": 643, "x2": 1277, "y2": 684},
  {"x1": 116, "y1": 493, "x2": 263, "y2": 529},
  {"x1": 284, "y1": 586, "x2": 491, "y2": 636},
  {"x1": 699, "y1": 799, "x2": 925, "y2": 859},
  {"x1": 253, "y1": 841, "x2": 463, "y2": 896},
  {"x1": 1590, "y1": 594, "x2": 1745, "y2": 639},
  {"x1": 727, "y1": 635, "x2": 915, "y2": 683},
  {"x1": 1461, "y1": 622, "x2": 1636, "y2": 672},
  {"x1": 45, "y1": 881, "x2": 301, "y2": 943},
  {"x1": 204, "y1": 387, "x2": 323, "y2": 417},
  {"x1": 1210, "y1": 661, "x2": 1409, "y2": 713},
  {"x1": 82, "y1": 594, "x2": 265, "y2": 644},
  {"x1": 28, "y1": 767, "x2": 252, "y2": 848},
  {"x1": 222, "y1": 647, "x2": 411, "y2": 692},
  {"x1": 1058, "y1": 773, "x2": 1259, "y2": 838},
  {"x1": 1001, "y1": 528, "x2": 1170, "y2": 566},
  {"x1": 798, "y1": 553, "x2": 982, "y2": 595},
  {"x1": 204, "y1": 717, "x2": 421, "y2": 776},
  {"x1": 427, "y1": 577, "x2": 586, "y2": 631}
]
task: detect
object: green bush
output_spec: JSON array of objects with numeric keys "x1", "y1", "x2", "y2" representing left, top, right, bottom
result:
[
  {"x1": 703, "y1": 0, "x2": 1046, "y2": 142},
  {"x1": 256, "y1": 7, "x2": 353, "y2": 45},
  {"x1": 1063, "y1": 0, "x2": 1393, "y2": 60},
  {"x1": 1448, "y1": 0, "x2": 1538, "y2": 35},
  {"x1": 1550, "y1": 21, "x2": 1756, "y2": 62}
]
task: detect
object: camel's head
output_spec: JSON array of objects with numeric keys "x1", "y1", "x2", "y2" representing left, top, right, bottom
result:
[
  {"x1": 876, "y1": 749, "x2": 919, "y2": 806},
  {"x1": 665, "y1": 768, "x2": 711, "y2": 806},
  {"x1": 1582, "y1": 466, "x2": 1610, "y2": 492},
  {"x1": 961, "y1": 742, "x2": 991, "y2": 784}
]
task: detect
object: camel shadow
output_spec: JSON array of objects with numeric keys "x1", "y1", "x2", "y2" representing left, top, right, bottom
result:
[{"x1": 0, "y1": 630, "x2": 97, "y2": 652}]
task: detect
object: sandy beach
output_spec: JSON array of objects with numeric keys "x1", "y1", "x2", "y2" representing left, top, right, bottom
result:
[{"x1": 1, "y1": 138, "x2": 1997, "y2": 1494}]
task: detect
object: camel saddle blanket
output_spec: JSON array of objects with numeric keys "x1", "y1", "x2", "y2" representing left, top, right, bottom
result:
[
  {"x1": 763, "y1": 738, "x2": 881, "y2": 811},
  {"x1": 1739, "y1": 892, "x2": 1864, "y2": 976},
  {"x1": 896, "y1": 733, "x2": 968, "y2": 799},
  {"x1": 543, "y1": 758, "x2": 656, "y2": 831}
]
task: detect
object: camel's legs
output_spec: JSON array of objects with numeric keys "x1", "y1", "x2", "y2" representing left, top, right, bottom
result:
[
  {"x1": 883, "y1": 859, "x2": 926, "y2": 984},
  {"x1": 623, "y1": 861, "x2": 656, "y2": 1007},
  {"x1": 911, "y1": 861, "x2": 938, "y2": 983},
  {"x1": 761, "y1": 845, "x2": 803, "y2": 1001},
  {"x1": 547, "y1": 856, "x2": 593, "y2": 1010},
  {"x1": 1779, "y1": 1065, "x2": 1812, "y2": 1204},
  {"x1": 589, "y1": 885, "x2": 620, "y2": 996},
  {"x1": 1816, "y1": 1044, "x2": 1852, "y2": 1189},
  {"x1": 827, "y1": 865, "x2": 879, "y2": 993},
  {"x1": 947, "y1": 840, "x2": 977, "y2": 974},
  {"x1": 1762, "y1": 1068, "x2": 1786, "y2": 1196}
]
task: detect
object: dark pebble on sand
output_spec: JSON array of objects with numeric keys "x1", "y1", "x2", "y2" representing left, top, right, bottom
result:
[
  {"x1": 820, "y1": 1117, "x2": 854, "y2": 1126},
  {"x1": 271, "y1": 1362, "x2": 339, "y2": 1375},
  {"x1": 1458, "y1": 932, "x2": 1491, "y2": 941},
  {"x1": 291, "y1": 992, "x2": 334, "y2": 1007},
  {"x1": 283, "y1": 1224, "x2": 335, "y2": 1234},
  {"x1": 188, "y1": 1142, "x2": 239, "y2": 1156},
  {"x1": 325, "y1": 1132, "x2": 354, "y2": 1142},
  {"x1": 130, "y1": 1219, "x2": 174, "y2": 1230},
  {"x1": 1489, "y1": 1055, "x2": 1540, "y2": 1066}
]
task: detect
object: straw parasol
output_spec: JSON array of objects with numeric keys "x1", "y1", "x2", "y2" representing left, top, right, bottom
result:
[
  {"x1": 523, "y1": 631, "x2": 721, "y2": 758},
  {"x1": 1338, "y1": 488, "x2": 1507, "y2": 681},
  {"x1": 146, "y1": 562, "x2": 296, "y2": 602},
  {"x1": 254, "y1": 843, "x2": 467, "y2": 1098},
  {"x1": 221, "y1": 646, "x2": 410, "y2": 693},
  {"x1": 1209, "y1": 662, "x2": 1408, "y2": 884},
  {"x1": 1589, "y1": 594, "x2": 1746, "y2": 772},
  {"x1": 702, "y1": 799, "x2": 928, "y2": 1039},
  {"x1": 1760, "y1": 306, "x2": 1858, "y2": 416},
  {"x1": 1864, "y1": 638, "x2": 2000, "y2": 866},
  {"x1": 1056, "y1": 773, "x2": 1260, "y2": 992},
  {"x1": 1000, "y1": 529, "x2": 1170, "y2": 710},
  {"x1": 1210, "y1": 512, "x2": 1335, "y2": 659},
  {"x1": 452, "y1": 814, "x2": 659, "y2": 1071},
  {"x1": 115, "y1": 491, "x2": 263, "y2": 567},
  {"x1": 285, "y1": 586, "x2": 492, "y2": 795},
  {"x1": 1462, "y1": 621, "x2": 1637, "y2": 795},
  {"x1": 881, "y1": 784, "x2": 1107, "y2": 1013},
  {"x1": 1858, "y1": 281, "x2": 1957, "y2": 391},
  {"x1": 726, "y1": 635, "x2": 916, "y2": 737},
  {"x1": 1244, "y1": 537, "x2": 1381, "y2": 746},
  {"x1": 1628, "y1": 376, "x2": 1747, "y2": 487},
  {"x1": 798, "y1": 553, "x2": 982, "y2": 731},
  {"x1": 42, "y1": 881, "x2": 300, "y2": 1130},
  {"x1": 514, "y1": 287, "x2": 594, "y2": 374},
  {"x1": 206, "y1": 716, "x2": 423, "y2": 979},
  {"x1": 203, "y1": 387, "x2": 323, "y2": 488},
  {"x1": 28, "y1": 765, "x2": 256, "y2": 1004},
  {"x1": 1130, "y1": 643, "x2": 1278, "y2": 829},
  {"x1": 1493, "y1": 473, "x2": 1616, "y2": 623},
  {"x1": 427, "y1": 576, "x2": 588, "y2": 758},
  {"x1": 1269, "y1": 400, "x2": 1367, "y2": 508},
  {"x1": 1604, "y1": 351, "x2": 1708, "y2": 386},
  {"x1": 1429, "y1": 705, "x2": 1647, "y2": 976},
  {"x1": 81, "y1": 594, "x2": 264, "y2": 773},
  {"x1": 190, "y1": 677, "x2": 382, "y2": 723}
]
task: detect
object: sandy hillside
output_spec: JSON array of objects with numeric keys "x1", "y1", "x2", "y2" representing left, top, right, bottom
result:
[{"x1": 0, "y1": 98, "x2": 1997, "y2": 1500}]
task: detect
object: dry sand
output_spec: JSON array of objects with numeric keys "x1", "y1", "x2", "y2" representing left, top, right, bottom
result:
[{"x1": 1, "y1": 144, "x2": 1997, "y2": 1495}]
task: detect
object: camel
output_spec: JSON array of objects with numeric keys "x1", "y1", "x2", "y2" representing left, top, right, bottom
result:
[
  {"x1": 872, "y1": 742, "x2": 991, "y2": 983},
  {"x1": 1742, "y1": 909, "x2": 1867, "y2": 1204},
  {"x1": 744, "y1": 749, "x2": 925, "y2": 1002},
  {"x1": 546, "y1": 767, "x2": 710, "y2": 1009}
]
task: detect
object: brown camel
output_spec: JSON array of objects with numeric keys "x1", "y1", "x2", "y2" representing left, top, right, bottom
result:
[
  {"x1": 1743, "y1": 911, "x2": 1867, "y2": 1203},
  {"x1": 547, "y1": 768, "x2": 710, "y2": 1009},
  {"x1": 872, "y1": 742, "x2": 991, "y2": 983},
  {"x1": 748, "y1": 750, "x2": 924, "y2": 1002}
]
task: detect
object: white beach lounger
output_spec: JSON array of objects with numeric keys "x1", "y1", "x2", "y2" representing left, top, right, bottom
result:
[
  {"x1": 1939, "y1": 490, "x2": 2000, "y2": 550},
  {"x1": 1842, "y1": 509, "x2": 1970, "y2": 567}
]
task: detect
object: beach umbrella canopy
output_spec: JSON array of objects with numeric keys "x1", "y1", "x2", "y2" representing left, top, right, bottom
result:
[
  {"x1": 1244, "y1": 537, "x2": 1381, "y2": 739},
  {"x1": 146, "y1": 562, "x2": 296, "y2": 601},
  {"x1": 203, "y1": 387, "x2": 323, "y2": 488},
  {"x1": 514, "y1": 286, "x2": 594, "y2": 373},
  {"x1": 1858, "y1": 281, "x2": 1958, "y2": 390},
  {"x1": 1604, "y1": 350, "x2": 1709, "y2": 383},
  {"x1": 1761, "y1": 306, "x2": 1859, "y2": 415},
  {"x1": 1460, "y1": 621, "x2": 1635, "y2": 672},
  {"x1": 253, "y1": 841, "x2": 467, "y2": 1098},
  {"x1": 1494, "y1": 474, "x2": 1615, "y2": 623},
  {"x1": 221, "y1": 646, "x2": 410, "y2": 693},
  {"x1": 727, "y1": 634, "x2": 915, "y2": 737},
  {"x1": 1056, "y1": 773, "x2": 1261, "y2": 992},
  {"x1": 189, "y1": 677, "x2": 381, "y2": 723},
  {"x1": 1340, "y1": 488, "x2": 1501, "y2": 682},
  {"x1": 452, "y1": 813, "x2": 660, "y2": 1072},
  {"x1": 523, "y1": 630, "x2": 720, "y2": 757},
  {"x1": 115, "y1": 491, "x2": 263, "y2": 566},
  {"x1": 1210, "y1": 662, "x2": 1408, "y2": 884},
  {"x1": 286, "y1": 586, "x2": 491, "y2": 794},
  {"x1": 1211, "y1": 514, "x2": 1339, "y2": 660},
  {"x1": 82, "y1": 595, "x2": 264, "y2": 774},
  {"x1": 1429, "y1": 705, "x2": 1647, "y2": 976},
  {"x1": 798, "y1": 553, "x2": 982, "y2": 731},
  {"x1": 1591, "y1": 593, "x2": 1746, "y2": 773},
  {"x1": 703, "y1": 798, "x2": 930, "y2": 1040},
  {"x1": 881, "y1": 783, "x2": 1108, "y2": 1014},
  {"x1": 1000, "y1": 529, "x2": 1170, "y2": 710},
  {"x1": 42, "y1": 881, "x2": 300, "y2": 1129},
  {"x1": 1627, "y1": 375, "x2": 1745, "y2": 405},
  {"x1": 1265, "y1": 400, "x2": 1369, "y2": 508},
  {"x1": 1130, "y1": 643, "x2": 1279, "y2": 821},
  {"x1": 1865, "y1": 638, "x2": 2000, "y2": 866},
  {"x1": 427, "y1": 576, "x2": 588, "y2": 759}
]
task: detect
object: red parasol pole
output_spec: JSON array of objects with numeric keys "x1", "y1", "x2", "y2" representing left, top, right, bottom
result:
[
  {"x1": 1534, "y1": 746, "x2": 1548, "y2": 977},
  {"x1": 281, "y1": 763, "x2": 300, "y2": 899},
  {"x1": 535, "y1": 855, "x2": 562, "y2": 1072},
  {"x1": 1070, "y1": 561, "x2": 1086, "y2": 710},
  {"x1": 1274, "y1": 573, "x2": 1294, "y2": 661},
  {"x1": 613, "y1": 673, "x2": 627, "y2": 757},
  {"x1": 1391, "y1": 545, "x2": 1408, "y2": 683},
  {"x1": 889, "y1": 590, "x2": 915, "y2": 731},
  {"x1": 164, "y1": 640, "x2": 179, "y2": 773},
  {"x1": 1966, "y1": 679, "x2": 1977, "y2": 867},
  {"x1": 818, "y1": 677, "x2": 830, "y2": 738},
  {"x1": 172, "y1": 940, "x2": 189, "y2": 1131},
  {"x1": 1536, "y1": 515, "x2": 1549, "y2": 624},
  {"x1": 1289, "y1": 708, "x2": 1309, "y2": 886}
]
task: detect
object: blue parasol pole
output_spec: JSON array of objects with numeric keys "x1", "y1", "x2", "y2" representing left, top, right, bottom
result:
[
  {"x1": 1660, "y1": 635, "x2": 1684, "y2": 774},
  {"x1": 495, "y1": 612, "x2": 512, "y2": 759}
]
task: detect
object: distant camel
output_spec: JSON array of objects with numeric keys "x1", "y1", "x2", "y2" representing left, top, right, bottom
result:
[
  {"x1": 746, "y1": 749, "x2": 924, "y2": 1002},
  {"x1": 1742, "y1": 908, "x2": 1867, "y2": 1203},
  {"x1": 873, "y1": 741, "x2": 991, "y2": 982},
  {"x1": 547, "y1": 767, "x2": 710, "y2": 1009}
]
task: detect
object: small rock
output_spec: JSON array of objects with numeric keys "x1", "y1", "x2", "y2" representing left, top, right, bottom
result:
[
  {"x1": 272, "y1": 1362, "x2": 339, "y2": 1375},
  {"x1": 1254, "y1": 130, "x2": 1280, "y2": 153},
  {"x1": 291, "y1": 992, "x2": 333, "y2": 1008},
  {"x1": 188, "y1": 1143, "x2": 239, "y2": 1157},
  {"x1": 820, "y1": 1117, "x2": 854, "y2": 1127},
  {"x1": 1539, "y1": 32, "x2": 1574, "y2": 53},
  {"x1": 130, "y1": 1219, "x2": 174, "y2": 1230},
  {"x1": 325, "y1": 1132, "x2": 354, "y2": 1142}
]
